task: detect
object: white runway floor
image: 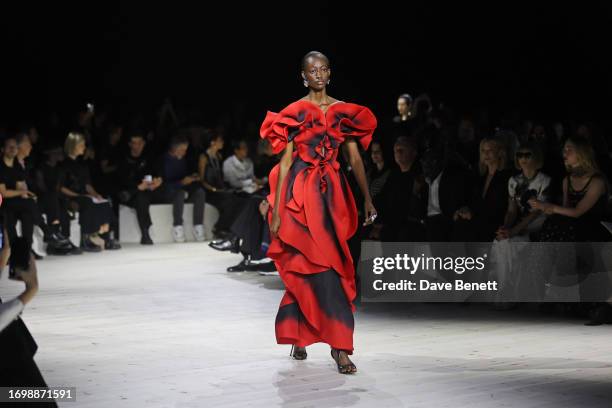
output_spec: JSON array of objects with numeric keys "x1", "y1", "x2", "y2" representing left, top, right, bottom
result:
[{"x1": 2, "y1": 243, "x2": 612, "y2": 407}]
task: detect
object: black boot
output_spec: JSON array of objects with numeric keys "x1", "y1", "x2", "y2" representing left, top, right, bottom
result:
[
  {"x1": 101, "y1": 232, "x2": 122, "y2": 250},
  {"x1": 141, "y1": 230, "x2": 153, "y2": 245}
]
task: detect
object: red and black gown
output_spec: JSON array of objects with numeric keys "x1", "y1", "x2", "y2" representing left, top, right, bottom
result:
[{"x1": 260, "y1": 100, "x2": 377, "y2": 355}]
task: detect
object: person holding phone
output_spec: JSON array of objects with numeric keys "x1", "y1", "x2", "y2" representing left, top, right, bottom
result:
[
  {"x1": 157, "y1": 133, "x2": 207, "y2": 242},
  {"x1": 117, "y1": 133, "x2": 164, "y2": 245}
]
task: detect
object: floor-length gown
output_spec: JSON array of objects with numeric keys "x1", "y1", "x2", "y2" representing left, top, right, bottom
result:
[{"x1": 260, "y1": 100, "x2": 377, "y2": 354}]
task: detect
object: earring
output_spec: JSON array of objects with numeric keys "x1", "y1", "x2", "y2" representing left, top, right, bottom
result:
[
  {"x1": 303, "y1": 79, "x2": 308, "y2": 87},
  {"x1": 327, "y1": 79, "x2": 331, "y2": 85}
]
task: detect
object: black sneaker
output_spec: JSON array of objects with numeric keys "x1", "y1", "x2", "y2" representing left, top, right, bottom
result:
[{"x1": 105, "y1": 239, "x2": 122, "y2": 250}]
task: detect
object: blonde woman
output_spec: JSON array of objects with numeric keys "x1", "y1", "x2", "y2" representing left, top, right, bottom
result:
[
  {"x1": 529, "y1": 136, "x2": 611, "y2": 325},
  {"x1": 58, "y1": 132, "x2": 121, "y2": 251},
  {"x1": 455, "y1": 137, "x2": 512, "y2": 241}
]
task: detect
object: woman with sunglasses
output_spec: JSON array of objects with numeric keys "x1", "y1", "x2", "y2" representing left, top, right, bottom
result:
[{"x1": 489, "y1": 143, "x2": 551, "y2": 308}]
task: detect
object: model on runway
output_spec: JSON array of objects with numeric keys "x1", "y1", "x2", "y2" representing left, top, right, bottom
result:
[{"x1": 260, "y1": 51, "x2": 378, "y2": 374}]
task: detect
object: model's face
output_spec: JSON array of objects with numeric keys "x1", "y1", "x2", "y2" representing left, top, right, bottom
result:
[
  {"x1": 370, "y1": 143, "x2": 384, "y2": 164},
  {"x1": 129, "y1": 137, "x2": 146, "y2": 157},
  {"x1": 397, "y1": 98, "x2": 410, "y2": 116},
  {"x1": 302, "y1": 57, "x2": 330, "y2": 91},
  {"x1": 563, "y1": 141, "x2": 578, "y2": 167},
  {"x1": 3, "y1": 139, "x2": 18, "y2": 159}
]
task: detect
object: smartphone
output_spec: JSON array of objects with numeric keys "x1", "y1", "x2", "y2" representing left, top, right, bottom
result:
[{"x1": 9, "y1": 237, "x2": 30, "y2": 281}]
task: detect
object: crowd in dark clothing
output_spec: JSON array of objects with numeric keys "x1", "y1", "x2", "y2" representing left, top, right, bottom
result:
[
  {"x1": 2, "y1": 95, "x2": 612, "y2": 322},
  {"x1": 363, "y1": 93, "x2": 612, "y2": 325}
]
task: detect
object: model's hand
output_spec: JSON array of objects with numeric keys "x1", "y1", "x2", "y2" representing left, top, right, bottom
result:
[
  {"x1": 270, "y1": 211, "x2": 281, "y2": 237},
  {"x1": 363, "y1": 200, "x2": 377, "y2": 226}
]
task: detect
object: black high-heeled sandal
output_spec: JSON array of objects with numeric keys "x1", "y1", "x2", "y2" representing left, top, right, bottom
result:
[
  {"x1": 290, "y1": 345, "x2": 307, "y2": 360},
  {"x1": 330, "y1": 348, "x2": 357, "y2": 374}
]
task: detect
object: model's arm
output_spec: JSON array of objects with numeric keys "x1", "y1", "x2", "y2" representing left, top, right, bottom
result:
[
  {"x1": 343, "y1": 139, "x2": 376, "y2": 225},
  {"x1": 270, "y1": 141, "x2": 294, "y2": 236}
]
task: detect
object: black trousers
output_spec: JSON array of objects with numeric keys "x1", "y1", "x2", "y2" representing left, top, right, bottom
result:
[
  {"x1": 207, "y1": 190, "x2": 250, "y2": 232},
  {"x1": 122, "y1": 188, "x2": 167, "y2": 233},
  {"x1": 63, "y1": 195, "x2": 114, "y2": 235},
  {"x1": 2, "y1": 197, "x2": 37, "y2": 249},
  {"x1": 37, "y1": 191, "x2": 61, "y2": 225},
  {"x1": 230, "y1": 193, "x2": 268, "y2": 259},
  {"x1": 160, "y1": 184, "x2": 206, "y2": 226}
]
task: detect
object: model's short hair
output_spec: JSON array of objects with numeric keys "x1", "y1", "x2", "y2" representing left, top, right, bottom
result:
[
  {"x1": 301, "y1": 51, "x2": 330, "y2": 70},
  {"x1": 398, "y1": 93, "x2": 413, "y2": 104}
]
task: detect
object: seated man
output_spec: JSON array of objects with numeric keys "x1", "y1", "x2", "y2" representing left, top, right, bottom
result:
[
  {"x1": 0, "y1": 136, "x2": 70, "y2": 256},
  {"x1": 372, "y1": 136, "x2": 427, "y2": 242},
  {"x1": 222, "y1": 139, "x2": 266, "y2": 193},
  {"x1": 225, "y1": 197, "x2": 275, "y2": 274},
  {"x1": 157, "y1": 133, "x2": 206, "y2": 242},
  {"x1": 421, "y1": 143, "x2": 473, "y2": 242},
  {"x1": 117, "y1": 132, "x2": 163, "y2": 245}
]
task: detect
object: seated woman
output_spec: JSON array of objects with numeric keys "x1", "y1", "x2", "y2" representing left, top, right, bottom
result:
[
  {"x1": 58, "y1": 132, "x2": 121, "y2": 251},
  {"x1": 455, "y1": 137, "x2": 512, "y2": 242},
  {"x1": 198, "y1": 131, "x2": 248, "y2": 239},
  {"x1": 489, "y1": 143, "x2": 551, "y2": 307},
  {"x1": 529, "y1": 135, "x2": 611, "y2": 325},
  {"x1": 364, "y1": 139, "x2": 391, "y2": 240}
]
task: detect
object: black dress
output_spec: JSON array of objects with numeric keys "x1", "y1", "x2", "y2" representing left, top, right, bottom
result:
[
  {"x1": 539, "y1": 175, "x2": 609, "y2": 242},
  {"x1": 462, "y1": 169, "x2": 513, "y2": 242},
  {"x1": 58, "y1": 157, "x2": 114, "y2": 235}
]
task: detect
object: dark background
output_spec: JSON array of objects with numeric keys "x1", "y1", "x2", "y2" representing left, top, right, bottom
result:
[{"x1": 2, "y1": 2, "x2": 612, "y2": 133}]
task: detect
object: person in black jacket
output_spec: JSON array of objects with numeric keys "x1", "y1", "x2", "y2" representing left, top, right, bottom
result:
[
  {"x1": 373, "y1": 136, "x2": 427, "y2": 241},
  {"x1": 117, "y1": 133, "x2": 163, "y2": 245},
  {"x1": 455, "y1": 137, "x2": 512, "y2": 242},
  {"x1": 421, "y1": 143, "x2": 474, "y2": 242}
]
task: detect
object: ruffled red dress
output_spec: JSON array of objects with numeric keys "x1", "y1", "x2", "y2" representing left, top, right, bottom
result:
[{"x1": 260, "y1": 100, "x2": 377, "y2": 354}]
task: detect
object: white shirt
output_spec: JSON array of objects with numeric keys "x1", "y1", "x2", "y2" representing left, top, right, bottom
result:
[
  {"x1": 222, "y1": 155, "x2": 255, "y2": 190},
  {"x1": 426, "y1": 170, "x2": 443, "y2": 217},
  {"x1": 0, "y1": 298, "x2": 25, "y2": 333}
]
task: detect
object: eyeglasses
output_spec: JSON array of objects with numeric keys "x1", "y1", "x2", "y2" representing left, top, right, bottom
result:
[{"x1": 516, "y1": 152, "x2": 533, "y2": 159}]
